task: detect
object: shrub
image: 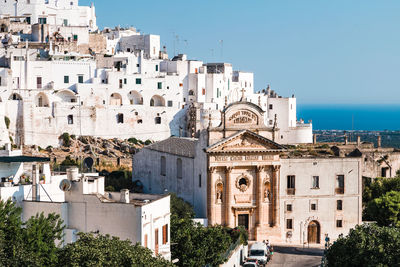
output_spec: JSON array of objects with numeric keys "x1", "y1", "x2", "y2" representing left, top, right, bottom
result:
[
  {"x1": 70, "y1": 134, "x2": 76, "y2": 140},
  {"x1": 144, "y1": 139, "x2": 152, "y2": 145},
  {"x1": 60, "y1": 133, "x2": 71, "y2": 147}
]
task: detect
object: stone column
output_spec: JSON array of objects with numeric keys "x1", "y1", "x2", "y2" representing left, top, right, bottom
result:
[
  {"x1": 272, "y1": 165, "x2": 281, "y2": 227},
  {"x1": 256, "y1": 166, "x2": 265, "y2": 225},
  {"x1": 208, "y1": 167, "x2": 217, "y2": 225},
  {"x1": 225, "y1": 166, "x2": 233, "y2": 227}
]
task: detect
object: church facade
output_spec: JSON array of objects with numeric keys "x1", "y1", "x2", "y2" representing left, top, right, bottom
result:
[{"x1": 132, "y1": 100, "x2": 362, "y2": 244}]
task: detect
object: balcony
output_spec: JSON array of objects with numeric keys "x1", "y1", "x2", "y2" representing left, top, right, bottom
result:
[
  {"x1": 287, "y1": 188, "x2": 295, "y2": 195},
  {"x1": 335, "y1": 188, "x2": 344, "y2": 194}
]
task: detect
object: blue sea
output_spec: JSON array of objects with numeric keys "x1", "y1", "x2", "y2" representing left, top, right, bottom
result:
[{"x1": 297, "y1": 104, "x2": 400, "y2": 131}]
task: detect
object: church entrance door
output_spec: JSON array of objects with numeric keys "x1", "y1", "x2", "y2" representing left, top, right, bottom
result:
[
  {"x1": 238, "y1": 214, "x2": 249, "y2": 229},
  {"x1": 307, "y1": 221, "x2": 320, "y2": 244}
]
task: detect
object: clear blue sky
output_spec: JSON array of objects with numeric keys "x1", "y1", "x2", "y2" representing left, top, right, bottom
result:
[{"x1": 81, "y1": 0, "x2": 400, "y2": 105}]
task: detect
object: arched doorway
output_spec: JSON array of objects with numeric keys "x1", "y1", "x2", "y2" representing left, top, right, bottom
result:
[{"x1": 307, "y1": 220, "x2": 320, "y2": 244}]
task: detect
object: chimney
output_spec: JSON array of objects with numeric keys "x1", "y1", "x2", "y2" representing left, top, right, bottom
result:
[
  {"x1": 344, "y1": 135, "x2": 348, "y2": 145},
  {"x1": 120, "y1": 189, "x2": 130, "y2": 203},
  {"x1": 313, "y1": 134, "x2": 317, "y2": 145},
  {"x1": 357, "y1": 136, "x2": 361, "y2": 146},
  {"x1": 377, "y1": 136, "x2": 382, "y2": 148}
]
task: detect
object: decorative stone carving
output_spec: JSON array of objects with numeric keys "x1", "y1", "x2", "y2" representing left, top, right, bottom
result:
[
  {"x1": 216, "y1": 180, "x2": 223, "y2": 203},
  {"x1": 234, "y1": 194, "x2": 251, "y2": 204},
  {"x1": 235, "y1": 174, "x2": 251, "y2": 192}
]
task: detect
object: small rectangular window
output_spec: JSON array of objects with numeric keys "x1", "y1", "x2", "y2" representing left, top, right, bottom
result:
[
  {"x1": 64, "y1": 76, "x2": 69, "y2": 83},
  {"x1": 311, "y1": 203, "x2": 317, "y2": 211},
  {"x1": 136, "y1": 64, "x2": 140, "y2": 67},
  {"x1": 337, "y1": 200, "x2": 343, "y2": 210},
  {"x1": 73, "y1": 34, "x2": 78, "y2": 41},
  {"x1": 36, "y1": 77, "x2": 42, "y2": 89},
  {"x1": 202, "y1": 88, "x2": 206, "y2": 95},
  {"x1": 155, "y1": 65, "x2": 159, "y2": 71},
  {"x1": 162, "y1": 224, "x2": 168, "y2": 244},
  {"x1": 63, "y1": 19, "x2": 68, "y2": 26},
  {"x1": 269, "y1": 104, "x2": 273, "y2": 110},
  {"x1": 286, "y1": 204, "x2": 292, "y2": 212},
  {"x1": 136, "y1": 78, "x2": 141, "y2": 85},
  {"x1": 78, "y1": 75, "x2": 83, "y2": 84},
  {"x1": 336, "y1": 175, "x2": 344, "y2": 194},
  {"x1": 67, "y1": 115, "x2": 73, "y2": 125},
  {"x1": 336, "y1": 220, "x2": 343, "y2": 228},
  {"x1": 199, "y1": 174, "x2": 201, "y2": 187},
  {"x1": 124, "y1": 78, "x2": 127, "y2": 84},
  {"x1": 287, "y1": 175, "x2": 295, "y2": 194},
  {"x1": 312, "y1": 176, "x2": 319, "y2": 189},
  {"x1": 157, "y1": 82, "x2": 162, "y2": 89},
  {"x1": 155, "y1": 117, "x2": 161, "y2": 124},
  {"x1": 286, "y1": 219, "x2": 293, "y2": 229},
  {"x1": 119, "y1": 79, "x2": 123, "y2": 88},
  {"x1": 167, "y1": 101, "x2": 173, "y2": 107}
]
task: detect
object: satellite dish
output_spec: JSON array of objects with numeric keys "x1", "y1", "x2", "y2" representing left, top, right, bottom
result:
[
  {"x1": 84, "y1": 157, "x2": 94, "y2": 169},
  {"x1": 59, "y1": 179, "x2": 71, "y2": 191}
]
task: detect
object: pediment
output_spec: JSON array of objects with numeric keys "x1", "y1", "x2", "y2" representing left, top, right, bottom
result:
[{"x1": 206, "y1": 130, "x2": 285, "y2": 153}]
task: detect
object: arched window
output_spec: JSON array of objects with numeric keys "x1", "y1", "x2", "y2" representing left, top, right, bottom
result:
[
  {"x1": 110, "y1": 93, "x2": 122, "y2": 105},
  {"x1": 128, "y1": 90, "x2": 143, "y2": 105},
  {"x1": 35, "y1": 93, "x2": 49, "y2": 107},
  {"x1": 68, "y1": 115, "x2": 74, "y2": 125},
  {"x1": 177, "y1": 158, "x2": 182, "y2": 179},
  {"x1": 160, "y1": 156, "x2": 166, "y2": 176},
  {"x1": 150, "y1": 95, "x2": 165, "y2": 107},
  {"x1": 117, "y1": 113, "x2": 124, "y2": 124},
  {"x1": 9, "y1": 93, "x2": 22, "y2": 101}
]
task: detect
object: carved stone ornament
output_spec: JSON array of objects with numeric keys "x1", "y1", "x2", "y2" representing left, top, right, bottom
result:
[{"x1": 235, "y1": 174, "x2": 251, "y2": 192}]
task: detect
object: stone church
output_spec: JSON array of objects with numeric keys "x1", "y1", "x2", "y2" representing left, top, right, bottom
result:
[{"x1": 133, "y1": 99, "x2": 362, "y2": 244}]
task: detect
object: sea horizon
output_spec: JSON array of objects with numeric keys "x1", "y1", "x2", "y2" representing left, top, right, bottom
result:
[{"x1": 297, "y1": 104, "x2": 400, "y2": 131}]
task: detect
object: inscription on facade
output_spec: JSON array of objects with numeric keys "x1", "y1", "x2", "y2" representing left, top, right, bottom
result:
[
  {"x1": 245, "y1": 155, "x2": 259, "y2": 160},
  {"x1": 228, "y1": 110, "x2": 258, "y2": 124},
  {"x1": 262, "y1": 155, "x2": 274, "y2": 160}
]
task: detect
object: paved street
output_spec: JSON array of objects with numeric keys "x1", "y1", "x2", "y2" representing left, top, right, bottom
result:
[{"x1": 267, "y1": 246, "x2": 323, "y2": 267}]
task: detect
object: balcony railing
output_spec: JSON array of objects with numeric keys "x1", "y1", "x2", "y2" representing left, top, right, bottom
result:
[
  {"x1": 287, "y1": 188, "x2": 295, "y2": 195},
  {"x1": 335, "y1": 188, "x2": 344, "y2": 194}
]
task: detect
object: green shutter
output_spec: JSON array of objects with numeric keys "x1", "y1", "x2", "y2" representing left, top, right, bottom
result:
[
  {"x1": 136, "y1": 78, "x2": 141, "y2": 84},
  {"x1": 158, "y1": 82, "x2": 162, "y2": 89},
  {"x1": 64, "y1": 76, "x2": 69, "y2": 83}
]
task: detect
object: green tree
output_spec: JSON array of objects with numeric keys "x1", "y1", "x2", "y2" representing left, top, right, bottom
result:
[
  {"x1": 104, "y1": 170, "x2": 133, "y2": 192},
  {"x1": 169, "y1": 194, "x2": 234, "y2": 266},
  {"x1": 0, "y1": 200, "x2": 65, "y2": 266},
  {"x1": 365, "y1": 191, "x2": 400, "y2": 227},
  {"x1": 326, "y1": 224, "x2": 400, "y2": 267},
  {"x1": 58, "y1": 232, "x2": 173, "y2": 267}
]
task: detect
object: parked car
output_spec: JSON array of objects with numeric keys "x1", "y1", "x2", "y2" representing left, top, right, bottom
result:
[{"x1": 243, "y1": 262, "x2": 258, "y2": 267}]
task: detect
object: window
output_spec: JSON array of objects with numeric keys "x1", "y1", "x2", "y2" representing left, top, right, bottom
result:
[
  {"x1": 286, "y1": 219, "x2": 293, "y2": 229},
  {"x1": 117, "y1": 113, "x2": 124, "y2": 124},
  {"x1": 67, "y1": 115, "x2": 73, "y2": 125},
  {"x1": 78, "y1": 75, "x2": 83, "y2": 84},
  {"x1": 162, "y1": 224, "x2": 168, "y2": 244},
  {"x1": 136, "y1": 64, "x2": 140, "y2": 67},
  {"x1": 311, "y1": 203, "x2": 317, "y2": 211},
  {"x1": 155, "y1": 65, "x2": 159, "y2": 71},
  {"x1": 269, "y1": 104, "x2": 273, "y2": 110},
  {"x1": 127, "y1": 48, "x2": 131, "y2": 52},
  {"x1": 202, "y1": 88, "x2": 206, "y2": 95},
  {"x1": 177, "y1": 158, "x2": 182, "y2": 179},
  {"x1": 286, "y1": 204, "x2": 292, "y2": 212},
  {"x1": 63, "y1": 19, "x2": 68, "y2": 26},
  {"x1": 136, "y1": 78, "x2": 141, "y2": 84},
  {"x1": 155, "y1": 117, "x2": 161, "y2": 124},
  {"x1": 199, "y1": 174, "x2": 201, "y2": 187},
  {"x1": 312, "y1": 176, "x2": 319, "y2": 189},
  {"x1": 155, "y1": 228, "x2": 159, "y2": 255},
  {"x1": 144, "y1": 234, "x2": 148, "y2": 248},
  {"x1": 36, "y1": 77, "x2": 42, "y2": 89},
  {"x1": 64, "y1": 76, "x2": 69, "y2": 83},
  {"x1": 337, "y1": 200, "x2": 343, "y2": 211},
  {"x1": 167, "y1": 101, "x2": 173, "y2": 107},
  {"x1": 157, "y1": 82, "x2": 162, "y2": 89},
  {"x1": 38, "y1": 18, "x2": 47, "y2": 24},
  {"x1": 336, "y1": 220, "x2": 343, "y2": 228},
  {"x1": 179, "y1": 83, "x2": 183, "y2": 87},
  {"x1": 336, "y1": 175, "x2": 344, "y2": 194},
  {"x1": 73, "y1": 34, "x2": 78, "y2": 41},
  {"x1": 119, "y1": 79, "x2": 123, "y2": 88},
  {"x1": 124, "y1": 78, "x2": 127, "y2": 85},
  {"x1": 160, "y1": 156, "x2": 166, "y2": 176},
  {"x1": 287, "y1": 175, "x2": 295, "y2": 195}
]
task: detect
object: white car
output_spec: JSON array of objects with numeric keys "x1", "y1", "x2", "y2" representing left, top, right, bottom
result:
[{"x1": 243, "y1": 262, "x2": 258, "y2": 267}]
